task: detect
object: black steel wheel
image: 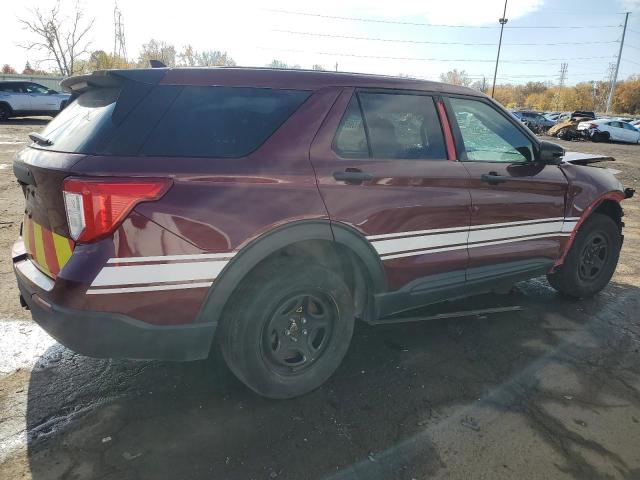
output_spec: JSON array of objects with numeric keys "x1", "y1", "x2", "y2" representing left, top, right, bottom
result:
[
  {"x1": 218, "y1": 258, "x2": 355, "y2": 399},
  {"x1": 577, "y1": 232, "x2": 609, "y2": 282},
  {"x1": 547, "y1": 213, "x2": 621, "y2": 298}
]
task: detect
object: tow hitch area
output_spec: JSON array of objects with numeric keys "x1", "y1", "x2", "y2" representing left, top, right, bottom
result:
[{"x1": 625, "y1": 188, "x2": 635, "y2": 199}]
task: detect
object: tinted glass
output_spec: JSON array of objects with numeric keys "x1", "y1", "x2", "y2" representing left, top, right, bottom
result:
[
  {"x1": 450, "y1": 97, "x2": 534, "y2": 163},
  {"x1": 333, "y1": 96, "x2": 368, "y2": 158},
  {"x1": 36, "y1": 88, "x2": 119, "y2": 153},
  {"x1": 623, "y1": 123, "x2": 635, "y2": 131},
  {"x1": 24, "y1": 83, "x2": 49, "y2": 94},
  {"x1": 359, "y1": 93, "x2": 446, "y2": 160},
  {"x1": 0, "y1": 83, "x2": 23, "y2": 93},
  {"x1": 141, "y1": 86, "x2": 310, "y2": 158}
]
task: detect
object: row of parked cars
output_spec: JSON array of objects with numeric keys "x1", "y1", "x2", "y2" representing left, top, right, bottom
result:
[{"x1": 510, "y1": 109, "x2": 640, "y2": 144}]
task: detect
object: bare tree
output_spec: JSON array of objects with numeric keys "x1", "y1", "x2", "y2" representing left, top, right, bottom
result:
[
  {"x1": 138, "y1": 39, "x2": 176, "y2": 67},
  {"x1": 439, "y1": 69, "x2": 472, "y2": 87},
  {"x1": 178, "y1": 45, "x2": 236, "y2": 67},
  {"x1": 18, "y1": 0, "x2": 94, "y2": 76}
]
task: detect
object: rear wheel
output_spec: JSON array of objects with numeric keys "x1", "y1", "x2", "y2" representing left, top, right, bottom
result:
[
  {"x1": 547, "y1": 213, "x2": 621, "y2": 298},
  {"x1": 218, "y1": 258, "x2": 355, "y2": 399}
]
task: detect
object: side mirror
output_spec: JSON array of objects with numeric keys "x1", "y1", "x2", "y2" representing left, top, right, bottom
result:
[
  {"x1": 47, "y1": 89, "x2": 57, "y2": 94},
  {"x1": 538, "y1": 140, "x2": 564, "y2": 164}
]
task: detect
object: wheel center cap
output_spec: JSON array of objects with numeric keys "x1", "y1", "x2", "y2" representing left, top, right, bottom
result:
[{"x1": 285, "y1": 319, "x2": 300, "y2": 339}]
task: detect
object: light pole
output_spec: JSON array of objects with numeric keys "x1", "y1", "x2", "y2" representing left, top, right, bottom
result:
[
  {"x1": 605, "y1": 12, "x2": 629, "y2": 113},
  {"x1": 491, "y1": 0, "x2": 508, "y2": 98}
]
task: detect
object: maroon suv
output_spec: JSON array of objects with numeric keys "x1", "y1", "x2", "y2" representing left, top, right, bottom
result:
[{"x1": 12, "y1": 67, "x2": 634, "y2": 398}]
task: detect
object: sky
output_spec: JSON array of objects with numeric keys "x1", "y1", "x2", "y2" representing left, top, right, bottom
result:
[{"x1": 2, "y1": 0, "x2": 640, "y2": 85}]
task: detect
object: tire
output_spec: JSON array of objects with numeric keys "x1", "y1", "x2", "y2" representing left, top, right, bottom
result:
[
  {"x1": 557, "y1": 128, "x2": 569, "y2": 140},
  {"x1": 593, "y1": 131, "x2": 610, "y2": 143},
  {"x1": 218, "y1": 258, "x2": 355, "y2": 399},
  {"x1": 0, "y1": 104, "x2": 11, "y2": 121},
  {"x1": 547, "y1": 213, "x2": 621, "y2": 298}
]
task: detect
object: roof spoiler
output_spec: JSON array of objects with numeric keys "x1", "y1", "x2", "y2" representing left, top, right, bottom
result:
[{"x1": 60, "y1": 69, "x2": 168, "y2": 93}]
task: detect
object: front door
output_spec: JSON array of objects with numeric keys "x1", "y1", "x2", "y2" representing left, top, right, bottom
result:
[
  {"x1": 310, "y1": 88, "x2": 472, "y2": 310},
  {"x1": 24, "y1": 83, "x2": 57, "y2": 112},
  {"x1": 446, "y1": 96, "x2": 569, "y2": 276}
]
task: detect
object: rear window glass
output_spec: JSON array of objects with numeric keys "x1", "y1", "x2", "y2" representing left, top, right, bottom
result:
[
  {"x1": 140, "y1": 86, "x2": 310, "y2": 158},
  {"x1": 36, "y1": 88, "x2": 119, "y2": 153}
]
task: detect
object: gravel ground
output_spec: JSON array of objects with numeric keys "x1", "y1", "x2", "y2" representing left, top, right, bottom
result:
[{"x1": 0, "y1": 121, "x2": 639, "y2": 479}]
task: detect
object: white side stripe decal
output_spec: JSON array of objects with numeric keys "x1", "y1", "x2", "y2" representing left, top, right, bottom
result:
[
  {"x1": 91, "y1": 260, "x2": 229, "y2": 287},
  {"x1": 380, "y1": 233, "x2": 571, "y2": 260},
  {"x1": 368, "y1": 217, "x2": 578, "y2": 261},
  {"x1": 87, "y1": 282, "x2": 214, "y2": 295},
  {"x1": 107, "y1": 252, "x2": 235, "y2": 264},
  {"x1": 372, "y1": 230, "x2": 468, "y2": 256},
  {"x1": 87, "y1": 217, "x2": 582, "y2": 294},
  {"x1": 468, "y1": 221, "x2": 564, "y2": 243}
]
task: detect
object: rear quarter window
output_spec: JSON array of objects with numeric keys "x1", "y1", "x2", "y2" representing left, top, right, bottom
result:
[
  {"x1": 140, "y1": 86, "x2": 310, "y2": 158},
  {"x1": 36, "y1": 88, "x2": 119, "y2": 153}
]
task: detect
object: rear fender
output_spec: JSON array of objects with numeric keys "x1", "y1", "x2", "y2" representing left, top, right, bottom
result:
[{"x1": 195, "y1": 219, "x2": 387, "y2": 324}]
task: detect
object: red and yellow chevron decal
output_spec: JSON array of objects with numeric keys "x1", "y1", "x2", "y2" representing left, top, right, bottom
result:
[{"x1": 23, "y1": 216, "x2": 74, "y2": 278}]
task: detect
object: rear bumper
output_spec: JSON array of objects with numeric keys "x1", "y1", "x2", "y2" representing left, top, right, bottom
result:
[{"x1": 14, "y1": 257, "x2": 215, "y2": 361}]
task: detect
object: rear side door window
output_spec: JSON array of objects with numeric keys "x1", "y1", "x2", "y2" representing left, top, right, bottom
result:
[
  {"x1": 333, "y1": 96, "x2": 369, "y2": 158},
  {"x1": 332, "y1": 92, "x2": 447, "y2": 160},
  {"x1": 449, "y1": 97, "x2": 534, "y2": 163},
  {"x1": 359, "y1": 92, "x2": 446, "y2": 160}
]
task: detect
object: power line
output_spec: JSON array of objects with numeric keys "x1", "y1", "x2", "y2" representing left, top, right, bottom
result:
[
  {"x1": 259, "y1": 47, "x2": 614, "y2": 64},
  {"x1": 263, "y1": 8, "x2": 622, "y2": 29},
  {"x1": 272, "y1": 29, "x2": 620, "y2": 47}
]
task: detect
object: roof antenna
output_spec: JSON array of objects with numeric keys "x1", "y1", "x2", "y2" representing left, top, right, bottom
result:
[{"x1": 149, "y1": 59, "x2": 167, "y2": 68}]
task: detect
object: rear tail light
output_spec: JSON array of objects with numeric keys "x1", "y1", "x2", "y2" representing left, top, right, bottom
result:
[
  {"x1": 589, "y1": 123, "x2": 598, "y2": 129},
  {"x1": 62, "y1": 177, "x2": 171, "y2": 242}
]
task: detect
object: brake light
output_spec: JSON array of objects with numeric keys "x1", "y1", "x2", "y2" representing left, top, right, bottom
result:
[
  {"x1": 589, "y1": 123, "x2": 598, "y2": 129},
  {"x1": 62, "y1": 177, "x2": 171, "y2": 242}
]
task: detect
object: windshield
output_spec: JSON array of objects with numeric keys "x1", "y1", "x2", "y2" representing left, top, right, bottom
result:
[{"x1": 35, "y1": 88, "x2": 119, "y2": 153}]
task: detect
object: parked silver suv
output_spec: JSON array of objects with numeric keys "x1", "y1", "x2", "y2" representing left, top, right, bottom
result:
[{"x1": 0, "y1": 81, "x2": 71, "y2": 120}]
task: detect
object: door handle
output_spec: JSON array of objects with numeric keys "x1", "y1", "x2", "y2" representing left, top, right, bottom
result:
[
  {"x1": 332, "y1": 168, "x2": 373, "y2": 184},
  {"x1": 480, "y1": 171, "x2": 508, "y2": 185}
]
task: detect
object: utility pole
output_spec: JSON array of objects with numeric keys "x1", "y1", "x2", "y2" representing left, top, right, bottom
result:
[
  {"x1": 113, "y1": 1, "x2": 127, "y2": 62},
  {"x1": 552, "y1": 62, "x2": 567, "y2": 110},
  {"x1": 606, "y1": 12, "x2": 629, "y2": 114},
  {"x1": 558, "y1": 62, "x2": 568, "y2": 87},
  {"x1": 491, "y1": 0, "x2": 508, "y2": 98}
]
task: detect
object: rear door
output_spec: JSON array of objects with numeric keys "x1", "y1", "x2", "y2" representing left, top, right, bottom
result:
[
  {"x1": 310, "y1": 88, "x2": 471, "y2": 302},
  {"x1": 446, "y1": 96, "x2": 569, "y2": 275},
  {"x1": 622, "y1": 122, "x2": 639, "y2": 142},
  {"x1": 3, "y1": 83, "x2": 31, "y2": 110}
]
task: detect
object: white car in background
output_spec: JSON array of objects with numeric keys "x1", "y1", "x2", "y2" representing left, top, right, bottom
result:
[
  {"x1": 577, "y1": 118, "x2": 640, "y2": 144},
  {"x1": 0, "y1": 81, "x2": 71, "y2": 121}
]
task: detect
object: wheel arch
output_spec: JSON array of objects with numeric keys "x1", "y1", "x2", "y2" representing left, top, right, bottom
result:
[
  {"x1": 0, "y1": 101, "x2": 14, "y2": 115},
  {"x1": 556, "y1": 191, "x2": 625, "y2": 267},
  {"x1": 195, "y1": 219, "x2": 387, "y2": 325}
]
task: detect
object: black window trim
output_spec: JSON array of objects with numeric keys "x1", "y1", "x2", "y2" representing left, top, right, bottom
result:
[
  {"x1": 331, "y1": 87, "x2": 448, "y2": 162},
  {"x1": 442, "y1": 93, "x2": 542, "y2": 164}
]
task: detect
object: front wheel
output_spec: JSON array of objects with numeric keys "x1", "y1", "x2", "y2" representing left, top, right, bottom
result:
[
  {"x1": 218, "y1": 259, "x2": 355, "y2": 399},
  {"x1": 547, "y1": 213, "x2": 621, "y2": 298},
  {"x1": 0, "y1": 104, "x2": 10, "y2": 121}
]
